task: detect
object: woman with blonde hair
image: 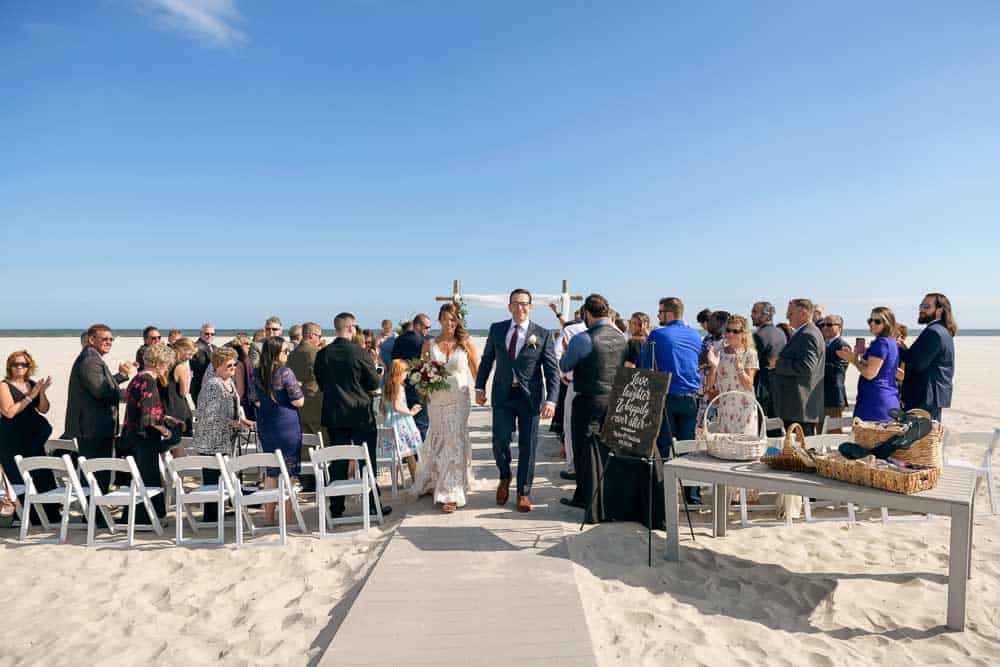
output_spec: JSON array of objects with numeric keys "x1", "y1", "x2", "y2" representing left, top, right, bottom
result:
[
  {"x1": 837, "y1": 306, "x2": 901, "y2": 421},
  {"x1": 704, "y1": 314, "x2": 760, "y2": 435},
  {"x1": 625, "y1": 312, "x2": 651, "y2": 368},
  {"x1": 165, "y1": 337, "x2": 196, "y2": 438}
]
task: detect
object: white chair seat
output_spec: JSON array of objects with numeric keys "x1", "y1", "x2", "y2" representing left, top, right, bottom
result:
[{"x1": 325, "y1": 479, "x2": 368, "y2": 496}]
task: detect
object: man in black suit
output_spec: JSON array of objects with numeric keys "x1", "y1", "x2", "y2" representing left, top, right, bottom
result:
[
  {"x1": 768, "y1": 299, "x2": 825, "y2": 435},
  {"x1": 314, "y1": 312, "x2": 390, "y2": 517},
  {"x1": 63, "y1": 324, "x2": 132, "y2": 493},
  {"x1": 391, "y1": 313, "x2": 431, "y2": 439},
  {"x1": 900, "y1": 293, "x2": 956, "y2": 422},
  {"x1": 819, "y1": 314, "x2": 849, "y2": 433},
  {"x1": 189, "y1": 323, "x2": 216, "y2": 404},
  {"x1": 751, "y1": 301, "x2": 786, "y2": 432}
]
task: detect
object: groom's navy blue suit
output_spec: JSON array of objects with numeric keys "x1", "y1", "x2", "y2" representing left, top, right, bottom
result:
[{"x1": 475, "y1": 319, "x2": 560, "y2": 497}]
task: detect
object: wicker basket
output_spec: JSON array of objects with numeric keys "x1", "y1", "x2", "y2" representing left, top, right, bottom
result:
[
  {"x1": 703, "y1": 391, "x2": 768, "y2": 461},
  {"x1": 851, "y1": 409, "x2": 944, "y2": 468},
  {"x1": 814, "y1": 453, "x2": 940, "y2": 494},
  {"x1": 760, "y1": 423, "x2": 817, "y2": 472}
]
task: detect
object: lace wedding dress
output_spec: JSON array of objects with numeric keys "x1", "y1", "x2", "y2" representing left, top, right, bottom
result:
[{"x1": 409, "y1": 340, "x2": 474, "y2": 506}]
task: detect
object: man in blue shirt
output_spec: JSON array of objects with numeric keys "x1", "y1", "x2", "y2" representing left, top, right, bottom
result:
[{"x1": 639, "y1": 297, "x2": 703, "y2": 503}]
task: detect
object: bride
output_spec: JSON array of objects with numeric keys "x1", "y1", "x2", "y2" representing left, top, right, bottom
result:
[{"x1": 409, "y1": 302, "x2": 479, "y2": 513}]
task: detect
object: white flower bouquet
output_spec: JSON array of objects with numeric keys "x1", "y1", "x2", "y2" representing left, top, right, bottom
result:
[{"x1": 408, "y1": 358, "x2": 451, "y2": 399}]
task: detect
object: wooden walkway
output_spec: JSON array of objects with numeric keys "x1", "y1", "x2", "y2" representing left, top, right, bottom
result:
[{"x1": 320, "y1": 407, "x2": 597, "y2": 666}]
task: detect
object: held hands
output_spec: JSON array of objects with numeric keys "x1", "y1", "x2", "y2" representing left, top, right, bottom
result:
[{"x1": 475, "y1": 390, "x2": 487, "y2": 407}]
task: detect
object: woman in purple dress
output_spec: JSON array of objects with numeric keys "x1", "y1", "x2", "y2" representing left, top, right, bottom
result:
[
  {"x1": 837, "y1": 307, "x2": 901, "y2": 421},
  {"x1": 254, "y1": 336, "x2": 304, "y2": 524}
]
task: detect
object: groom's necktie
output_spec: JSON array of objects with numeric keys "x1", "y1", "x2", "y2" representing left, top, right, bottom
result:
[{"x1": 508, "y1": 324, "x2": 519, "y2": 361}]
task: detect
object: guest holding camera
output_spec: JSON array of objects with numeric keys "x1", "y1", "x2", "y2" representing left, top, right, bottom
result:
[{"x1": 836, "y1": 307, "x2": 901, "y2": 422}]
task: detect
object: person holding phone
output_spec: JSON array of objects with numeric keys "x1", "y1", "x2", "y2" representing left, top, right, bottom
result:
[{"x1": 837, "y1": 307, "x2": 901, "y2": 421}]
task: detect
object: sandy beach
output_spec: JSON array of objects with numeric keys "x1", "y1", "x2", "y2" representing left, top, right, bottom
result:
[{"x1": 0, "y1": 335, "x2": 997, "y2": 665}]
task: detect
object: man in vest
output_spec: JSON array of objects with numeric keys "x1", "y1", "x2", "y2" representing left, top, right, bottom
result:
[{"x1": 558, "y1": 293, "x2": 627, "y2": 524}]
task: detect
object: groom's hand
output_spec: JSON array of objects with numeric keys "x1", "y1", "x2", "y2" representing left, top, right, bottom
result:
[
  {"x1": 541, "y1": 402, "x2": 555, "y2": 419},
  {"x1": 475, "y1": 390, "x2": 487, "y2": 406}
]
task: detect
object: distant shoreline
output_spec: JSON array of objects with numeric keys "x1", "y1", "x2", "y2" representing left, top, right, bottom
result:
[{"x1": 1, "y1": 328, "x2": 997, "y2": 338}]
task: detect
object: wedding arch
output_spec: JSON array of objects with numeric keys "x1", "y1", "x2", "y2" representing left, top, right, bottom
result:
[{"x1": 434, "y1": 280, "x2": 583, "y2": 317}]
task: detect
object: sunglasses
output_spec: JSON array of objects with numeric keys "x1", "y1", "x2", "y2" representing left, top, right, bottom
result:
[
  {"x1": 203, "y1": 332, "x2": 216, "y2": 337},
  {"x1": 724, "y1": 328, "x2": 743, "y2": 334},
  {"x1": 148, "y1": 336, "x2": 161, "y2": 341},
  {"x1": 819, "y1": 322, "x2": 838, "y2": 328},
  {"x1": 96, "y1": 336, "x2": 114, "y2": 343},
  {"x1": 10, "y1": 362, "x2": 30, "y2": 368},
  {"x1": 867, "y1": 318, "x2": 883, "y2": 325},
  {"x1": 919, "y1": 304, "x2": 933, "y2": 310}
]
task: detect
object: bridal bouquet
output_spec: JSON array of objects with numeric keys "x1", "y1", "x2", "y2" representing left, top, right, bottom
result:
[{"x1": 408, "y1": 358, "x2": 451, "y2": 399}]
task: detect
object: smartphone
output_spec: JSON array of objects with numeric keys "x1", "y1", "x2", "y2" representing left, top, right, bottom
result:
[{"x1": 854, "y1": 337, "x2": 866, "y2": 356}]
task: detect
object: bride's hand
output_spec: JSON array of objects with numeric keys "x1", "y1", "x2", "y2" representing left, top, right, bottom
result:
[{"x1": 412, "y1": 404, "x2": 422, "y2": 414}]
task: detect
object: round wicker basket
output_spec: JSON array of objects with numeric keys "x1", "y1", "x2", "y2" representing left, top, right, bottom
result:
[
  {"x1": 703, "y1": 391, "x2": 768, "y2": 461},
  {"x1": 851, "y1": 408, "x2": 943, "y2": 468}
]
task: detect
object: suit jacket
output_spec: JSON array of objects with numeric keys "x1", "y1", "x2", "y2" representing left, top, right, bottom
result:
[
  {"x1": 189, "y1": 340, "x2": 215, "y2": 402},
  {"x1": 475, "y1": 320, "x2": 559, "y2": 414},
  {"x1": 391, "y1": 330, "x2": 424, "y2": 363},
  {"x1": 314, "y1": 338, "x2": 380, "y2": 430},
  {"x1": 63, "y1": 347, "x2": 128, "y2": 439},
  {"x1": 823, "y1": 336, "x2": 850, "y2": 408},
  {"x1": 286, "y1": 341, "x2": 323, "y2": 428},
  {"x1": 770, "y1": 321, "x2": 825, "y2": 423},
  {"x1": 900, "y1": 321, "x2": 954, "y2": 409},
  {"x1": 753, "y1": 323, "x2": 787, "y2": 410}
]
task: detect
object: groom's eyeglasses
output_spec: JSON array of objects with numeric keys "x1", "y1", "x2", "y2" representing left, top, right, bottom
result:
[{"x1": 510, "y1": 301, "x2": 531, "y2": 308}]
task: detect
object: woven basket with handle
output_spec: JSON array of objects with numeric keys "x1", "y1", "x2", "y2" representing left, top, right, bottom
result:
[
  {"x1": 703, "y1": 391, "x2": 768, "y2": 461},
  {"x1": 851, "y1": 408, "x2": 943, "y2": 468},
  {"x1": 760, "y1": 423, "x2": 817, "y2": 472}
]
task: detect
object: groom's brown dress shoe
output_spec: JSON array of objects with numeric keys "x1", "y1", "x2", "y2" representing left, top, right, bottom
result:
[
  {"x1": 496, "y1": 479, "x2": 511, "y2": 505},
  {"x1": 517, "y1": 496, "x2": 532, "y2": 513}
]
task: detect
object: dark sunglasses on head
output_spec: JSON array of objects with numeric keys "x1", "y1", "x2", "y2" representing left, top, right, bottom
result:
[
  {"x1": 724, "y1": 328, "x2": 743, "y2": 334},
  {"x1": 867, "y1": 318, "x2": 883, "y2": 325}
]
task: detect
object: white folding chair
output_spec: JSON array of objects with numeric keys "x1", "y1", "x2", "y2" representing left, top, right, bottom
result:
[
  {"x1": 224, "y1": 450, "x2": 307, "y2": 547},
  {"x1": 944, "y1": 428, "x2": 999, "y2": 515},
  {"x1": 167, "y1": 454, "x2": 230, "y2": 545},
  {"x1": 802, "y1": 433, "x2": 856, "y2": 522},
  {"x1": 312, "y1": 444, "x2": 383, "y2": 537},
  {"x1": 43, "y1": 438, "x2": 79, "y2": 456},
  {"x1": 0, "y1": 465, "x2": 25, "y2": 525},
  {"x1": 376, "y1": 425, "x2": 404, "y2": 499},
  {"x1": 765, "y1": 418, "x2": 786, "y2": 436},
  {"x1": 14, "y1": 454, "x2": 88, "y2": 543},
  {"x1": 79, "y1": 456, "x2": 164, "y2": 547},
  {"x1": 821, "y1": 416, "x2": 854, "y2": 435},
  {"x1": 299, "y1": 431, "x2": 324, "y2": 491}
]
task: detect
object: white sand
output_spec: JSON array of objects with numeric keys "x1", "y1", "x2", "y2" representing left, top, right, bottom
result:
[{"x1": 0, "y1": 335, "x2": 997, "y2": 665}]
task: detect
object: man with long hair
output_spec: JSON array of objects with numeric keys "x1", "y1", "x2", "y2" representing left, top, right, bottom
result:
[{"x1": 899, "y1": 293, "x2": 957, "y2": 421}]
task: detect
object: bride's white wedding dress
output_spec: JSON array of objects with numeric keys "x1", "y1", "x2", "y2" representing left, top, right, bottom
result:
[{"x1": 409, "y1": 340, "x2": 474, "y2": 506}]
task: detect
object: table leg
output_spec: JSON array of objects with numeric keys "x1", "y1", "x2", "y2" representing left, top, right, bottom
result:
[
  {"x1": 664, "y1": 467, "x2": 679, "y2": 561},
  {"x1": 714, "y1": 484, "x2": 727, "y2": 537},
  {"x1": 947, "y1": 504, "x2": 971, "y2": 631},
  {"x1": 968, "y1": 492, "x2": 975, "y2": 580}
]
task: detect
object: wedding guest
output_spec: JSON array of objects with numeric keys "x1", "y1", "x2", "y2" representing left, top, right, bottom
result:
[
  {"x1": 288, "y1": 324, "x2": 303, "y2": 351},
  {"x1": 252, "y1": 329, "x2": 266, "y2": 343},
  {"x1": 120, "y1": 344, "x2": 182, "y2": 524},
  {"x1": 255, "y1": 336, "x2": 304, "y2": 524},
  {"x1": 895, "y1": 324, "x2": 909, "y2": 390},
  {"x1": 391, "y1": 313, "x2": 431, "y2": 439},
  {"x1": 898, "y1": 293, "x2": 956, "y2": 422},
  {"x1": 768, "y1": 299, "x2": 825, "y2": 435},
  {"x1": 167, "y1": 329, "x2": 183, "y2": 346},
  {"x1": 639, "y1": 297, "x2": 702, "y2": 503},
  {"x1": 381, "y1": 360, "x2": 422, "y2": 481},
  {"x1": 559, "y1": 294, "x2": 627, "y2": 523},
  {"x1": 751, "y1": 301, "x2": 786, "y2": 422},
  {"x1": 813, "y1": 304, "x2": 826, "y2": 324},
  {"x1": 696, "y1": 308, "x2": 712, "y2": 334},
  {"x1": 78, "y1": 331, "x2": 89, "y2": 347},
  {"x1": 819, "y1": 315, "x2": 850, "y2": 432},
  {"x1": 250, "y1": 316, "x2": 283, "y2": 367},
  {"x1": 625, "y1": 312, "x2": 650, "y2": 368},
  {"x1": 287, "y1": 322, "x2": 324, "y2": 491},
  {"x1": 189, "y1": 323, "x2": 216, "y2": 404},
  {"x1": 777, "y1": 322, "x2": 793, "y2": 341},
  {"x1": 375, "y1": 319, "x2": 395, "y2": 350},
  {"x1": 377, "y1": 319, "x2": 397, "y2": 380},
  {"x1": 227, "y1": 334, "x2": 257, "y2": 420},
  {"x1": 696, "y1": 310, "x2": 729, "y2": 425},
  {"x1": 704, "y1": 315, "x2": 759, "y2": 434},
  {"x1": 0, "y1": 350, "x2": 58, "y2": 523},
  {"x1": 558, "y1": 311, "x2": 588, "y2": 483},
  {"x1": 164, "y1": 337, "x2": 196, "y2": 438},
  {"x1": 135, "y1": 326, "x2": 161, "y2": 371},
  {"x1": 837, "y1": 307, "x2": 901, "y2": 422},
  {"x1": 194, "y1": 346, "x2": 253, "y2": 522},
  {"x1": 315, "y1": 313, "x2": 390, "y2": 517},
  {"x1": 63, "y1": 324, "x2": 132, "y2": 494}
]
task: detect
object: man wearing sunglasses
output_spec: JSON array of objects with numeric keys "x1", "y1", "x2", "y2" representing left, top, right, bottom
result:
[
  {"x1": 190, "y1": 323, "x2": 217, "y2": 404},
  {"x1": 134, "y1": 325, "x2": 161, "y2": 372},
  {"x1": 250, "y1": 316, "x2": 284, "y2": 368},
  {"x1": 899, "y1": 293, "x2": 957, "y2": 422},
  {"x1": 819, "y1": 315, "x2": 849, "y2": 433}
]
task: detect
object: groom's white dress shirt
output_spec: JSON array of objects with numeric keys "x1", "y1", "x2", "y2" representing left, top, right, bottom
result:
[{"x1": 505, "y1": 319, "x2": 530, "y2": 358}]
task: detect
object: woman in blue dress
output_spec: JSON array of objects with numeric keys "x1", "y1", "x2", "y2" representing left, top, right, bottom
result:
[
  {"x1": 837, "y1": 307, "x2": 901, "y2": 421},
  {"x1": 254, "y1": 336, "x2": 304, "y2": 524}
]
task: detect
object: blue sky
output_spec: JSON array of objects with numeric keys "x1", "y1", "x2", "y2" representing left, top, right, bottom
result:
[{"x1": 2, "y1": 1, "x2": 999, "y2": 331}]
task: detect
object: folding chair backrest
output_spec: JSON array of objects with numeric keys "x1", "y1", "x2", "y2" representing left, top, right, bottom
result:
[
  {"x1": 227, "y1": 452, "x2": 280, "y2": 475},
  {"x1": 79, "y1": 457, "x2": 133, "y2": 478},
  {"x1": 805, "y1": 434, "x2": 851, "y2": 453},
  {"x1": 301, "y1": 432, "x2": 324, "y2": 449},
  {"x1": 949, "y1": 430, "x2": 999, "y2": 448},
  {"x1": 169, "y1": 454, "x2": 224, "y2": 475},
  {"x1": 16, "y1": 455, "x2": 71, "y2": 475},
  {"x1": 43, "y1": 438, "x2": 78, "y2": 455},
  {"x1": 821, "y1": 417, "x2": 854, "y2": 434},
  {"x1": 311, "y1": 445, "x2": 367, "y2": 464},
  {"x1": 765, "y1": 418, "x2": 785, "y2": 435}
]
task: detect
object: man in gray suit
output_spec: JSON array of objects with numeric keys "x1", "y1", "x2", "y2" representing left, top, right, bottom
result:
[
  {"x1": 63, "y1": 323, "x2": 133, "y2": 493},
  {"x1": 768, "y1": 299, "x2": 825, "y2": 435},
  {"x1": 475, "y1": 289, "x2": 560, "y2": 512}
]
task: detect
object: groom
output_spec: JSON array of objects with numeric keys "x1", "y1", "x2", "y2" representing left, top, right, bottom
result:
[{"x1": 476, "y1": 288, "x2": 560, "y2": 512}]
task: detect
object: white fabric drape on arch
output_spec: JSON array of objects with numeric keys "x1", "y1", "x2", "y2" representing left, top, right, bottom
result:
[{"x1": 461, "y1": 293, "x2": 569, "y2": 313}]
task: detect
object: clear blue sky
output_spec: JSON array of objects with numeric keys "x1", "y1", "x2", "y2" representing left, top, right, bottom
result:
[{"x1": 3, "y1": 2, "x2": 999, "y2": 331}]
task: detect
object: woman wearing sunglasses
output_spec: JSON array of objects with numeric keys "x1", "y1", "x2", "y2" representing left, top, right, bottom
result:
[
  {"x1": 836, "y1": 307, "x2": 901, "y2": 421},
  {"x1": 704, "y1": 315, "x2": 760, "y2": 435}
]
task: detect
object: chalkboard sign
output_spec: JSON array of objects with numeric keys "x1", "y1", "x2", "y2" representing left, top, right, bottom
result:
[{"x1": 599, "y1": 368, "x2": 672, "y2": 459}]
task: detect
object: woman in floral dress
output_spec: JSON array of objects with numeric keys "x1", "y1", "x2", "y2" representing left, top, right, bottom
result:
[{"x1": 704, "y1": 314, "x2": 759, "y2": 435}]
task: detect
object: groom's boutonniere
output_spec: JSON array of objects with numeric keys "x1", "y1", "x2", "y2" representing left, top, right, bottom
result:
[{"x1": 527, "y1": 334, "x2": 539, "y2": 349}]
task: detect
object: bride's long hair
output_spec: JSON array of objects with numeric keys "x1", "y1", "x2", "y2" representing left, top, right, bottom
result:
[{"x1": 438, "y1": 302, "x2": 471, "y2": 352}]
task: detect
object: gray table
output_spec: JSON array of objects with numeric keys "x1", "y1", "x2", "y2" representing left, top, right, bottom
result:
[{"x1": 662, "y1": 453, "x2": 980, "y2": 630}]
